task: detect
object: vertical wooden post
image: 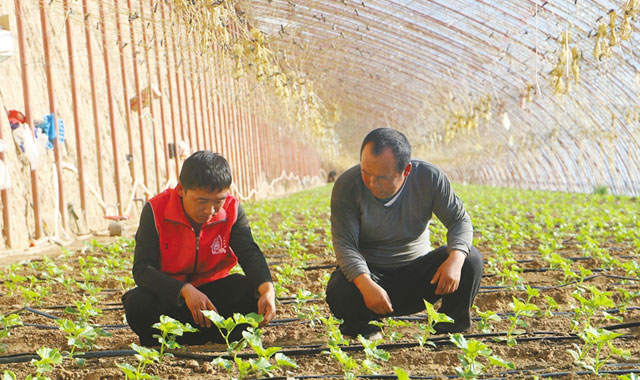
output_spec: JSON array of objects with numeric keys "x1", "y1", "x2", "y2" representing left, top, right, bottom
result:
[
  {"x1": 39, "y1": 0, "x2": 66, "y2": 229},
  {"x1": 160, "y1": 2, "x2": 181, "y2": 179},
  {"x1": 151, "y1": 0, "x2": 171, "y2": 185},
  {"x1": 127, "y1": 0, "x2": 149, "y2": 195},
  {"x1": 15, "y1": 0, "x2": 42, "y2": 239},
  {"x1": 63, "y1": 0, "x2": 87, "y2": 219},
  {"x1": 82, "y1": 0, "x2": 105, "y2": 202},
  {"x1": 99, "y1": 0, "x2": 123, "y2": 215},
  {"x1": 114, "y1": 0, "x2": 136, "y2": 182}
]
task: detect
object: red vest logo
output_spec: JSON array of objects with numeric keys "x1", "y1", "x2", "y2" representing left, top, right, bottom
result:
[{"x1": 211, "y1": 235, "x2": 225, "y2": 255}]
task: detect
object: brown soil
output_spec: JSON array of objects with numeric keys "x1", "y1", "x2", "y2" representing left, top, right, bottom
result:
[{"x1": 0, "y1": 233, "x2": 638, "y2": 380}]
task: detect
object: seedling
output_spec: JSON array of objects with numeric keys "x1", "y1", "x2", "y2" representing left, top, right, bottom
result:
[
  {"x1": 567, "y1": 326, "x2": 630, "y2": 374},
  {"x1": 450, "y1": 333, "x2": 515, "y2": 379},
  {"x1": 415, "y1": 300, "x2": 454, "y2": 347},
  {"x1": 56, "y1": 318, "x2": 110, "y2": 363},
  {"x1": 0, "y1": 313, "x2": 22, "y2": 352},
  {"x1": 369, "y1": 318, "x2": 411, "y2": 342},
  {"x1": 572, "y1": 285, "x2": 619, "y2": 329},
  {"x1": 501, "y1": 291, "x2": 539, "y2": 346},
  {"x1": 28, "y1": 346, "x2": 63, "y2": 380},
  {"x1": 117, "y1": 343, "x2": 161, "y2": 379},
  {"x1": 358, "y1": 334, "x2": 390, "y2": 373},
  {"x1": 2, "y1": 371, "x2": 16, "y2": 380},
  {"x1": 473, "y1": 306, "x2": 501, "y2": 333},
  {"x1": 151, "y1": 315, "x2": 197, "y2": 359}
]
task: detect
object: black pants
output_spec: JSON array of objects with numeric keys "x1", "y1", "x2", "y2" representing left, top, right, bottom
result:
[
  {"x1": 122, "y1": 274, "x2": 259, "y2": 346},
  {"x1": 325, "y1": 246, "x2": 483, "y2": 337}
]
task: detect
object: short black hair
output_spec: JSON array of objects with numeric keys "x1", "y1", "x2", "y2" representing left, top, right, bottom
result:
[
  {"x1": 179, "y1": 151, "x2": 232, "y2": 192},
  {"x1": 360, "y1": 128, "x2": 411, "y2": 172}
]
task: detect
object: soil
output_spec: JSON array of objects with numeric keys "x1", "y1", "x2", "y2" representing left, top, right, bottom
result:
[{"x1": 0, "y1": 217, "x2": 638, "y2": 379}]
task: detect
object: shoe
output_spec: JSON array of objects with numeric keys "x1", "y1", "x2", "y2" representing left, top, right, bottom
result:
[
  {"x1": 433, "y1": 321, "x2": 470, "y2": 334},
  {"x1": 339, "y1": 321, "x2": 382, "y2": 339}
]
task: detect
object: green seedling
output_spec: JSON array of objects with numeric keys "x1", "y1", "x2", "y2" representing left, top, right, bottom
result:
[
  {"x1": 394, "y1": 367, "x2": 411, "y2": 380},
  {"x1": 616, "y1": 288, "x2": 640, "y2": 313},
  {"x1": 2, "y1": 371, "x2": 16, "y2": 380},
  {"x1": 151, "y1": 315, "x2": 197, "y2": 360},
  {"x1": 572, "y1": 285, "x2": 619, "y2": 329},
  {"x1": 567, "y1": 326, "x2": 630, "y2": 374},
  {"x1": 369, "y1": 318, "x2": 411, "y2": 342},
  {"x1": 57, "y1": 318, "x2": 110, "y2": 363},
  {"x1": 20, "y1": 282, "x2": 50, "y2": 306},
  {"x1": 450, "y1": 333, "x2": 515, "y2": 380},
  {"x1": 117, "y1": 343, "x2": 161, "y2": 379},
  {"x1": 207, "y1": 311, "x2": 293, "y2": 379},
  {"x1": 241, "y1": 328, "x2": 297, "y2": 376},
  {"x1": 27, "y1": 346, "x2": 63, "y2": 380},
  {"x1": 501, "y1": 290, "x2": 539, "y2": 346},
  {"x1": 64, "y1": 298, "x2": 103, "y2": 323},
  {"x1": 358, "y1": 334, "x2": 390, "y2": 373},
  {"x1": 415, "y1": 300, "x2": 454, "y2": 347},
  {"x1": 473, "y1": 306, "x2": 501, "y2": 333},
  {"x1": 0, "y1": 313, "x2": 22, "y2": 352},
  {"x1": 543, "y1": 295, "x2": 560, "y2": 317}
]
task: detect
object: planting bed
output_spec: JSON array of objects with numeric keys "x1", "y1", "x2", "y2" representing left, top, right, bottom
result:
[{"x1": 0, "y1": 184, "x2": 639, "y2": 379}]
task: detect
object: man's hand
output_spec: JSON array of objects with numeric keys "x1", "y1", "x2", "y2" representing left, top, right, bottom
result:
[
  {"x1": 430, "y1": 250, "x2": 466, "y2": 295},
  {"x1": 257, "y1": 282, "x2": 276, "y2": 326},
  {"x1": 180, "y1": 283, "x2": 217, "y2": 328},
  {"x1": 353, "y1": 274, "x2": 393, "y2": 315}
]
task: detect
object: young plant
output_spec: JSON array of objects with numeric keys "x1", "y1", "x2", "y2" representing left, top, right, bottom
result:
[
  {"x1": 369, "y1": 318, "x2": 411, "y2": 342},
  {"x1": 242, "y1": 328, "x2": 297, "y2": 376},
  {"x1": 56, "y1": 318, "x2": 110, "y2": 364},
  {"x1": 567, "y1": 326, "x2": 630, "y2": 374},
  {"x1": 116, "y1": 343, "x2": 161, "y2": 380},
  {"x1": 204, "y1": 311, "x2": 268, "y2": 379},
  {"x1": 415, "y1": 300, "x2": 454, "y2": 347},
  {"x1": 358, "y1": 334, "x2": 390, "y2": 373},
  {"x1": 28, "y1": 346, "x2": 63, "y2": 380},
  {"x1": 151, "y1": 315, "x2": 197, "y2": 360},
  {"x1": 0, "y1": 313, "x2": 22, "y2": 351},
  {"x1": 473, "y1": 306, "x2": 501, "y2": 334},
  {"x1": 572, "y1": 285, "x2": 619, "y2": 329},
  {"x1": 450, "y1": 333, "x2": 515, "y2": 380},
  {"x1": 499, "y1": 286, "x2": 539, "y2": 346}
]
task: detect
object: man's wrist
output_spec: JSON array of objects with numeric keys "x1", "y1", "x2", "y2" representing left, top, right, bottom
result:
[{"x1": 257, "y1": 281, "x2": 274, "y2": 296}]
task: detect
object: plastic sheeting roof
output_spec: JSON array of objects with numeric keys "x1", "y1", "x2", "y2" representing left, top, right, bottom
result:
[{"x1": 244, "y1": 0, "x2": 640, "y2": 195}]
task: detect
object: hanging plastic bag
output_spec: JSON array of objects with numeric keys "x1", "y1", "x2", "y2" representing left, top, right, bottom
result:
[{"x1": 12, "y1": 124, "x2": 39, "y2": 167}]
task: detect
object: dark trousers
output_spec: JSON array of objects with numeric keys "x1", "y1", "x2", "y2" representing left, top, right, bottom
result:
[
  {"x1": 325, "y1": 246, "x2": 483, "y2": 337},
  {"x1": 122, "y1": 274, "x2": 259, "y2": 346}
]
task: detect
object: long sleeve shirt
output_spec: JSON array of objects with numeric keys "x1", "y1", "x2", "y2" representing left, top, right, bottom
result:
[
  {"x1": 132, "y1": 202, "x2": 272, "y2": 306},
  {"x1": 331, "y1": 159, "x2": 473, "y2": 282}
]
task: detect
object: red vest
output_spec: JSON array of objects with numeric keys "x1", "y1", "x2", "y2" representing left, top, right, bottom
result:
[{"x1": 149, "y1": 187, "x2": 239, "y2": 287}]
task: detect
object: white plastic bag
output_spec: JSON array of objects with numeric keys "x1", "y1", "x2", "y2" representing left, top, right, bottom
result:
[
  {"x1": 0, "y1": 29, "x2": 13, "y2": 64},
  {"x1": 12, "y1": 124, "x2": 39, "y2": 167}
]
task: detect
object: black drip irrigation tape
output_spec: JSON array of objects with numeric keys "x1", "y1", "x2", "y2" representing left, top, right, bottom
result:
[
  {"x1": 0, "y1": 327, "x2": 637, "y2": 365},
  {"x1": 479, "y1": 274, "x2": 601, "y2": 293},
  {"x1": 251, "y1": 365, "x2": 640, "y2": 380}
]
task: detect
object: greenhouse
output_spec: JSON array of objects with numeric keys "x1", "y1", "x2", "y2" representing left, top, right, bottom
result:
[{"x1": 0, "y1": 0, "x2": 638, "y2": 378}]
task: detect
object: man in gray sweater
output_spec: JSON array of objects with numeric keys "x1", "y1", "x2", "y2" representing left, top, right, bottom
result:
[{"x1": 326, "y1": 128, "x2": 483, "y2": 338}]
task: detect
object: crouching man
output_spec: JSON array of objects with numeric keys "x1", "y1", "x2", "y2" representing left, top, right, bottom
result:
[
  {"x1": 123, "y1": 151, "x2": 275, "y2": 345},
  {"x1": 326, "y1": 128, "x2": 483, "y2": 338}
]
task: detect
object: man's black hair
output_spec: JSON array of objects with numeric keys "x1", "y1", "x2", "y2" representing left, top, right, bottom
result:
[
  {"x1": 179, "y1": 150, "x2": 232, "y2": 192},
  {"x1": 360, "y1": 128, "x2": 411, "y2": 172}
]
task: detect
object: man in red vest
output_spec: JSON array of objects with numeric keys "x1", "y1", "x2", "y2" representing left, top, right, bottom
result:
[{"x1": 122, "y1": 151, "x2": 275, "y2": 346}]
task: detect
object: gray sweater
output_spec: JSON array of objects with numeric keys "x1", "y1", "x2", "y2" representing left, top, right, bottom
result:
[{"x1": 331, "y1": 159, "x2": 473, "y2": 282}]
